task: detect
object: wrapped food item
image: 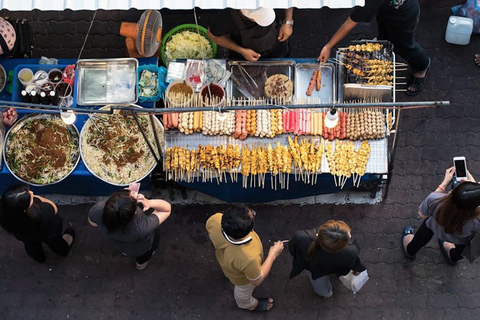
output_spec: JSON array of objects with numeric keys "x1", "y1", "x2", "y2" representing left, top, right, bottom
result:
[{"x1": 184, "y1": 59, "x2": 205, "y2": 92}]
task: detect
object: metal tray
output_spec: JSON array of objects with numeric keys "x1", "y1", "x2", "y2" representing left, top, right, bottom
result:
[
  {"x1": 76, "y1": 58, "x2": 138, "y2": 105},
  {"x1": 294, "y1": 62, "x2": 335, "y2": 103},
  {"x1": 227, "y1": 60, "x2": 295, "y2": 101}
]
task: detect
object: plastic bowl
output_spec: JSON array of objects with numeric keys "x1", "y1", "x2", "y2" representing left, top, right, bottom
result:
[{"x1": 160, "y1": 24, "x2": 217, "y2": 66}]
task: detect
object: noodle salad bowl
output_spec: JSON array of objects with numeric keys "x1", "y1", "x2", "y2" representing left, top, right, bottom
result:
[
  {"x1": 80, "y1": 105, "x2": 164, "y2": 186},
  {"x1": 3, "y1": 113, "x2": 80, "y2": 186}
]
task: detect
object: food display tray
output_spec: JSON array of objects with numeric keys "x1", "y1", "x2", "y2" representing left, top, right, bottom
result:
[
  {"x1": 226, "y1": 60, "x2": 295, "y2": 101},
  {"x1": 76, "y1": 58, "x2": 138, "y2": 106},
  {"x1": 164, "y1": 131, "x2": 388, "y2": 174},
  {"x1": 294, "y1": 62, "x2": 335, "y2": 104}
]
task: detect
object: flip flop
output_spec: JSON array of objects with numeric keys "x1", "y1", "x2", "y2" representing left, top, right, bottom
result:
[
  {"x1": 438, "y1": 239, "x2": 456, "y2": 266},
  {"x1": 253, "y1": 298, "x2": 273, "y2": 312},
  {"x1": 406, "y1": 58, "x2": 430, "y2": 96},
  {"x1": 63, "y1": 227, "x2": 75, "y2": 247},
  {"x1": 402, "y1": 226, "x2": 416, "y2": 260}
]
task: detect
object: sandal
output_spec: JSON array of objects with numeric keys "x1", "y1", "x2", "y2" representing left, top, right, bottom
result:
[
  {"x1": 253, "y1": 298, "x2": 273, "y2": 312},
  {"x1": 438, "y1": 239, "x2": 456, "y2": 266},
  {"x1": 402, "y1": 226, "x2": 416, "y2": 260},
  {"x1": 406, "y1": 58, "x2": 430, "y2": 96}
]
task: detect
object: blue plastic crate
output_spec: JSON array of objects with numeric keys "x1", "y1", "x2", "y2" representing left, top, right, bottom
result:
[
  {"x1": 137, "y1": 64, "x2": 166, "y2": 103},
  {"x1": 11, "y1": 64, "x2": 70, "y2": 103}
]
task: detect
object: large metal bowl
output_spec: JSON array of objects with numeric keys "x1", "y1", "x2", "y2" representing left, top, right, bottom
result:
[
  {"x1": 3, "y1": 113, "x2": 81, "y2": 186},
  {"x1": 80, "y1": 105, "x2": 164, "y2": 186}
]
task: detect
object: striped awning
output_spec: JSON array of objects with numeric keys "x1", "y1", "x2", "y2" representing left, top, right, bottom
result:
[{"x1": 0, "y1": 0, "x2": 363, "y2": 10}]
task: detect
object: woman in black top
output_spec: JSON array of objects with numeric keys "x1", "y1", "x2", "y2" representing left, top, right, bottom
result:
[
  {"x1": 289, "y1": 220, "x2": 366, "y2": 298},
  {"x1": 0, "y1": 184, "x2": 74, "y2": 263},
  {"x1": 318, "y1": 0, "x2": 430, "y2": 95}
]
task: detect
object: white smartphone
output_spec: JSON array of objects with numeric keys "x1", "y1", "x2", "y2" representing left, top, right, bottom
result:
[{"x1": 453, "y1": 156, "x2": 468, "y2": 181}]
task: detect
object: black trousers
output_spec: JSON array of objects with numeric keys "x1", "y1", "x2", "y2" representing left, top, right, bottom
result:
[
  {"x1": 406, "y1": 218, "x2": 465, "y2": 262},
  {"x1": 14, "y1": 215, "x2": 70, "y2": 263},
  {"x1": 376, "y1": 3, "x2": 429, "y2": 72},
  {"x1": 135, "y1": 226, "x2": 161, "y2": 264}
]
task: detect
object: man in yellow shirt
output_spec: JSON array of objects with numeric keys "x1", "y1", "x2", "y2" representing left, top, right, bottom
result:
[{"x1": 206, "y1": 206, "x2": 284, "y2": 312}]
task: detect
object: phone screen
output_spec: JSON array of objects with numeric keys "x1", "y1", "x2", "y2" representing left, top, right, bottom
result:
[{"x1": 454, "y1": 159, "x2": 467, "y2": 178}]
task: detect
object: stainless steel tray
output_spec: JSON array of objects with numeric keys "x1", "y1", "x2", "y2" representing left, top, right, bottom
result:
[
  {"x1": 294, "y1": 62, "x2": 335, "y2": 103},
  {"x1": 227, "y1": 60, "x2": 295, "y2": 101},
  {"x1": 76, "y1": 58, "x2": 138, "y2": 105}
]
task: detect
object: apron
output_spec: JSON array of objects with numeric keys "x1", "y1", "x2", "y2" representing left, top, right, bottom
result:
[{"x1": 231, "y1": 11, "x2": 281, "y2": 56}]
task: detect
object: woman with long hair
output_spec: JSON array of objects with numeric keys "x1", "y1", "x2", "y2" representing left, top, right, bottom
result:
[
  {"x1": 403, "y1": 167, "x2": 480, "y2": 265},
  {"x1": 288, "y1": 220, "x2": 366, "y2": 298},
  {"x1": 0, "y1": 184, "x2": 74, "y2": 263}
]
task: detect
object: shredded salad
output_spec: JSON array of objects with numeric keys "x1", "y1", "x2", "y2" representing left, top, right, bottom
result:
[
  {"x1": 81, "y1": 109, "x2": 164, "y2": 185},
  {"x1": 165, "y1": 30, "x2": 214, "y2": 60},
  {"x1": 5, "y1": 115, "x2": 80, "y2": 185}
]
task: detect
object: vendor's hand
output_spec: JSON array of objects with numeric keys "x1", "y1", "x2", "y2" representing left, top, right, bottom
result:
[
  {"x1": 352, "y1": 270, "x2": 360, "y2": 276},
  {"x1": 467, "y1": 170, "x2": 476, "y2": 183},
  {"x1": 240, "y1": 48, "x2": 261, "y2": 61},
  {"x1": 268, "y1": 241, "x2": 284, "y2": 258},
  {"x1": 2, "y1": 108, "x2": 18, "y2": 126},
  {"x1": 136, "y1": 193, "x2": 151, "y2": 211},
  {"x1": 441, "y1": 166, "x2": 455, "y2": 186},
  {"x1": 318, "y1": 45, "x2": 331, "y2": 63},
  {"x1": 278, "y1": 24, "x2": 293, "y2": 42}
]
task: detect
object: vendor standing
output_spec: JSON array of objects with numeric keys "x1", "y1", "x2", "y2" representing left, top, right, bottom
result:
[
  {"x1": 317, "y1": 0, "x2": 430, "y2": 95},
  {"x1": 207, "y1": 7, "x2": 294, "y2": 61}
]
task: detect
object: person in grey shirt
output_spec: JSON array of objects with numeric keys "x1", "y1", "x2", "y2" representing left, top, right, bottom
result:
[
  {"x1": 402, "y1": 167, "x2": 480, "y2": 265},
  {"x1": 88, "y1": 190, "x2": 171, "y2": 270}
]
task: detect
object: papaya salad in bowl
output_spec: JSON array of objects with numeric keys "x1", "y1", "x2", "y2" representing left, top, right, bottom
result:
[{"x1": 4, "y1": 113, "x2": 80, "y2": 186}]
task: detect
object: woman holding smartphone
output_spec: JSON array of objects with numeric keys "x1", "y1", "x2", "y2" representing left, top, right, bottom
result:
[
  {"x1": 0, "y1": 184, "x2": 75, "y2": 263},
  {"x1": 402, "y1": 167, "x2": 480, "y2": 265},
  {"x1": 288, "y1": 220, "x2": 366, "y2": 298},
  {"x1": 88, "y1": 190, "x2": 171, "y2": 270}
]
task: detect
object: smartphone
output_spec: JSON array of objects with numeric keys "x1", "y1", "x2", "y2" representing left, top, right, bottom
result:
[
  {"x1": 128, "y1": 182, "x2": 141, "y2": 198},
  {"x1": 453, "y1": 156, "x2": 467, "y2": 181}
]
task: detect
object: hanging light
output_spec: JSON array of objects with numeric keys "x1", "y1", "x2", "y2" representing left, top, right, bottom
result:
[
  {"x1": 324, "y1": 108, "x2": 339, "y2": 128},
  {"x1": 61, "y1": 110, "x2": 76, "y2": 125}
]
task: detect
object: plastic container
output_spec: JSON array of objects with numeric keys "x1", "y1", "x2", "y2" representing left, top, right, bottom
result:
[
  {"x1": 160, "y1": 24, "x2": 217, "y2": 66},
  {"x1": 137, "y1": 64, "x2": 168, "y2": 103},
  {"x1": 12, "y1": 64, "x2": 69, "y2": 102},
  {"x1": 165, "y1": 79, "x2": 194, "y2": 107},
  {"x1": 445, "y1": 16, "x2": 473, "y2": 45}
]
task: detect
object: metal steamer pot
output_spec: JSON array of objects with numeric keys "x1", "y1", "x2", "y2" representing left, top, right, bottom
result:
[
  {"x1": 79, "y1": 104, "x2": 164, "y2": 186},
  {"x1": 3, "y1": 113, "x2": 81, "y2": 186}
]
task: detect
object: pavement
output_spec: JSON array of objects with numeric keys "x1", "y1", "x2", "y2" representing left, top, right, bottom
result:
[{"x1": 1, "y1": 3, "x2": 480, "y2": 320}]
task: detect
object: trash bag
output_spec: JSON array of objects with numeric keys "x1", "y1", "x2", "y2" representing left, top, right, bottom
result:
[{"x1": 452, "y1": 0, "x2": 480, "y2": 34}]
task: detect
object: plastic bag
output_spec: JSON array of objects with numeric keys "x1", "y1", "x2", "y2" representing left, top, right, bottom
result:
[
  {"x1": 452, "y1": 0, "x2": 480, "y2": 34},
  {"x1": 339, "y1": 270, "x2": 369, "y2": 294}
]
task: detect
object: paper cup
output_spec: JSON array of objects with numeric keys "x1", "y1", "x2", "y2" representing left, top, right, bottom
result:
[
  {"x1": 200, "y1": 83, "x2": 225, "y2": 107},
  {"x1": 55, "y1": 82, "x2": 72, "y2": 98},
  {"x1": 18, "y1": 68, "x2": 34, "y2": 87},
  {"x1": 48, "y1": 69, "x2": 63, "y2": 83}
]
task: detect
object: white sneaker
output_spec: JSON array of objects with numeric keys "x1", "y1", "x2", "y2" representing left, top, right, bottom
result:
[{"x1": 135, "y1": 250, "x2": 156, "y2": 270}]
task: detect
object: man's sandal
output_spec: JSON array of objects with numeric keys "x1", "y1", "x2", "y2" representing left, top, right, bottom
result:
[
  {"x1": 402, "y1": 226, "x2": 416, "y2": 260},
  {"x1": 406, "y1": 58, "x2": 431, "y2": 96},
  {"x1": 253, "y1": 298, "x2": 273, "y2": 312}
]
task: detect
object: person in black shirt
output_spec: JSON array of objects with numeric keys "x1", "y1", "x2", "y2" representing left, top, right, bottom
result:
[
  {"x1": 0, "y1": 184, "x2": 74, "y2": 263},
  {"x1": 208, "y1": 7, "x2": 294, "y2": 61},
  {"x1": 318, "y1": 0, "x2": 430, "y2": 95},
  {"x1": 288, "y1": 220, "x2": 366, "y2": 298}
]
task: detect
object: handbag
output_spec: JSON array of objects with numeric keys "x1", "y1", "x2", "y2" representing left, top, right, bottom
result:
[
  {"x1": 339, "y1": 270, "x2": 369, "y2": 294},
  {"x1": 461, "y1": 231, "x2": 480, "y2": 263}
]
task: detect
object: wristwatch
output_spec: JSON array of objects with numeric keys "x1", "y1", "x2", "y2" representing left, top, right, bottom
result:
[{"x1": 283, "y1": 20, "x2": 294, "y2": 26}]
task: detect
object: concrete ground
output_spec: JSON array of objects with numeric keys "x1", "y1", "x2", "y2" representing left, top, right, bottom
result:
[{"x1": 1, "y1": 2, "x2": 480, "y2": 319}]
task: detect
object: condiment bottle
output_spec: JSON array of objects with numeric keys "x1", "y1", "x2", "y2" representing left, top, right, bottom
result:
[
  {"x1": 20, "y1": 90, "x2": 30, "y2": 102},
  {"x1": 49, "y1": 90, "x2": 60, "y2": 105},
  {"x1": 40, "y1": 91, "x2": 50, "y2": 104},
  {"x1": 30, "y1": 91, "x2": 40, "y2": 104}
]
